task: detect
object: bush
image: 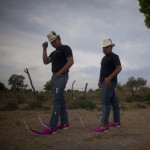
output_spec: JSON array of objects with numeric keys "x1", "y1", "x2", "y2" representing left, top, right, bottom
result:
[
  {"x1": 17, "y1": 94, "x2": 25, "y2": 104},
  {"x1": 67, "y1": 100, "x2": 96, "y2": 110},
  {"x1": 0, "y1": 102, "x2": 18, "y2": 111},
  {"x1": 36, "y1": 92, "x2": 50, "y2": 102},
  {"x1": 28, "y1": 100, "x2": 51, "y2": 110},
  {"x1": 29, "y1": 100, "x2": 43, "y2": 110},
  {"x1": 119, "y1": 104, "x2": 127, "y2": 110},
  {"x1": 131, "y1": 104, "x2": 147, "y2": 109},
  {"x1": 143, "y1": 95, "x2": 150, "y2": 101},
  {"x1": 136, "y1": 104, "x2": 146, "y2": 109},
  {"x1": 125, "y1": 94, "x2": 150, "y2": 103},
  {"x1": 126, "y1": 95, "x2": 133, "y2": 103}
]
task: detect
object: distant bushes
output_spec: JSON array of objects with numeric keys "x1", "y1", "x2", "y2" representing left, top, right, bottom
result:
[
  {"x1": 0, "y1": 87, "x2": 150, "y2": 111},
  {"x1": 131, "y1": 104, "x2": 147, "y2": 109},
  {"x1": 0, "y1": 100, "x2": 51, "y2": 111},
  {"x1": 126, "y1": 94, "x2": 150, "y2": 103},
  {"x1": 27, "y1": 100, "x2": 51, "y2": 110},
  {"x1": 125, "y1": 94, "x2": 150, "y2": 109},
  {"x1": 67, "y1": 100, "x2": 96, "y2": 110},
  {"x1": 36, "y1": 92, "x2": 50, "y2": 102},
  {"x1": 29, "y1": 100, "x2": 43, "y2": 110},
  {"x1": 16, "y1": 94, "x2": 25, "y2": 104},
  {"x1": 0, "y1": 102, "x2": 18, "y2": 111}
]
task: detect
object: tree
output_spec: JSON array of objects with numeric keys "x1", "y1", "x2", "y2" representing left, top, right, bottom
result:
[
  {"x1": 135, "y1": 77, "x2": 147, "y2": 93},
  {"x1": 116, "y1": 82, "x2": 124, "y2": 91},
  {"x1": 0, "y1": 82, "x2": 6, "y2": 90},
  {"x1": 8, "y1": 74, "x2": 27, "y2": 95},
  {"x1": 139, "y1": 0, "x2": 150, "y2": 29},
  {"x1": 126, "y1": 76, "x2": 137, "y2": 95},
  {"x1": 126, "y1": 76, "x2": 147, "y2": 95},
  {"x1": 88, "y1": 88, "x2": 94, "y2": 93},
  {"x1": 43, "y1": 80, "x2": 51, "y2": 93}
]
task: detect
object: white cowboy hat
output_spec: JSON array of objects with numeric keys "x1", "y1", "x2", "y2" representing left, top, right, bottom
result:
[
  {"x1": 101, "y1": 39, "x2": 115, "y2": 47},
  {"x1": 47, "y1": 31, "x2": 59, "y2": 42}
]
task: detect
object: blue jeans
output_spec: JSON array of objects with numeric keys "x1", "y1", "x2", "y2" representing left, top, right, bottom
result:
[
  {"x1": 49, "y1": 73, "x2": 69, "y2": 129},
  {"x1": 101, "y1": 81, "x2": 120, "y2": 126}
]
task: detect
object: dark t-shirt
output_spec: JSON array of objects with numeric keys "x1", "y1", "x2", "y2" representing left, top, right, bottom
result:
[
  {"x1": 49, "y1": 45, "x2": 73, "y2": 73},
  {"x1": 100, "y1": 52, "x2": 121, "y2": 83}
]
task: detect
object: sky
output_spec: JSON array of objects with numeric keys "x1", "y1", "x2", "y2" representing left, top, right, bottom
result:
[{"x1": 0, "y1": 0, "x2": 150, "y2": 91}]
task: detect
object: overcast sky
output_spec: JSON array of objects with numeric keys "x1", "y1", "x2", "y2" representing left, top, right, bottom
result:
[{"x1": 0, "y1": 0, "x2": 150, "y2": 91}]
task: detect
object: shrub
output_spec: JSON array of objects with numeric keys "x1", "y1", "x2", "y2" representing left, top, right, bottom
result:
[
  {"x1": 131, "y1": 104, "x2": 147, "y2": 109},
  {"x1": 36, "y1": 92, "x2": 50, "y2": 102},
  {"x1": 28, "y1": 100, "x2": 51, "y2": 110},
  {"x1": 119, "y1": 104, "x2": 127, "y2": 110},
  {"x1": 125, "y1": 95, "x2": 133, "y2": 103},
  {"x1": 0, "y1": 102, "x2": 18, "y2": 111},
  {"x1": 29, "y1": 100, "x2": 43, "y2": 110},
  {"x1": 126, "y1": 94, "x2": 150, "y2": 103},
  {"x1": 143, "y1": 95, "x2": 150, "y2": 101},
  {"x1": 17, "y1": 94, "x2": 25, "y2": 104},
  {"x1": 136, "y1": 104, "x2": 146, "y2": 109},
  {"x1": 67, "y1": 100, "x2": 96, "y2": 110}
]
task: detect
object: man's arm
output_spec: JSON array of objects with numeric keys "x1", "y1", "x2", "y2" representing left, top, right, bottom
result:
[
  {"x1": 104, "y1": 65, "x2": 122, "y2": 86},
  {"x1": 42, "y1": 41, "x2": 51, "y2": 64},
  {"x1": 55, "y1": 57, "x2": 74, "y2": 78}
]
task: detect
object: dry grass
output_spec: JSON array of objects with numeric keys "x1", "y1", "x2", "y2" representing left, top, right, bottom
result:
[
  {"x1": 1, "y1": 89, "x2": 150, "y2": 150},
  {"x1": 0, "y1": 108, "x2": 150, "y2": 150}
]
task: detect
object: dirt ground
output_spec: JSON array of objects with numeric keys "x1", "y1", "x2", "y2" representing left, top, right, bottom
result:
[{"x1": 0, "y1": 107, "x2": 150, "y2": 150}]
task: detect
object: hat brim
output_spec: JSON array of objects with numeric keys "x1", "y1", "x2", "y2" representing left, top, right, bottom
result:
[
  {"x1": 101, "y1": 43, "x2": 115, "y2": 48},
  {"x1": 49, "y1": 35, "x2": 59, "y2": 43}
]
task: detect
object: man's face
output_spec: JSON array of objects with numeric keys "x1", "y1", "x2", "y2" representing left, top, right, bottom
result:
[
  {"x1": 103, "y1": 46, "x2": 112, "y2": 55},
  {"x1": 51, "y1": 37, "x2": 61, "y2": 48}
]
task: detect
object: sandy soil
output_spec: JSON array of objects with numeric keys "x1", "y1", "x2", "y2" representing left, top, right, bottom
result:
[{"x1": 0, "y1": 107, "x2": 150, "y2": 150}]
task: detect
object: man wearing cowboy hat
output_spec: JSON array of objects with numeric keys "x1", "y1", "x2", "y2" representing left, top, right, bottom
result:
[
  {"x1": 41, "y1": 31, "x2": 74, "y2": 134},
  {"x1": 98, "y1": 39, "x2": 122, "y2": 132}
]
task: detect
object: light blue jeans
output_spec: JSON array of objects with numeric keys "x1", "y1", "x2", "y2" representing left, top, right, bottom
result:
[
  {"x1": 49, "y1": 73, "x2": 68, "y2": 129},
  {"x1": 101, "y1": 81, "x2": 120, "y2": 126}
]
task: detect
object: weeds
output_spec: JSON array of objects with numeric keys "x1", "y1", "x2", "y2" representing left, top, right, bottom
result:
[
  {"x1": 0, "y1": 88, "x2": 150, "y2": 111},
  {"x1": 16, "y1": 94, "x2": 25, "y2": 104},
  {"x1": 119, "y1": 104, "x2": 128, "y2": 110},
  {"x1": 28, "y1": 100, "x2": 51, "y2": 110},
  {"x1": 126, "y1": 94, "x2": 150, "y2": 103},
  {"x1": 0, "y1": 102, "x2": 18, "y2": 111},
  {"x1": 67, "y1": 100, "x2": 96, "y2": 110},
  {"x1": 28, "y1": 100, "x2": 43, "y2": 110},
  {"x1": 130, "y1": 104, "x2": 147, "y2": 109}
]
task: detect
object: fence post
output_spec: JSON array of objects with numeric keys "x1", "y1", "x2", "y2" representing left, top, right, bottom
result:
[
  {"x1": 84, "y1": 83, "x2": 88, "y2": 99},
  {"x1": 72, "y1": 80, "x2": 76, "y2": 99},
  {"x1": 24, "y1": 68, "x2": 36, "y2": 96}
]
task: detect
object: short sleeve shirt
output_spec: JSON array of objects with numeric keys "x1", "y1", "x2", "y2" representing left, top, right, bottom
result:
[
  {"x1": 100, "y1": 52, "x2": 121, "y2": 82},
  {"x1": 49, "y1": 45, "x2": 73, "y2": 73}
]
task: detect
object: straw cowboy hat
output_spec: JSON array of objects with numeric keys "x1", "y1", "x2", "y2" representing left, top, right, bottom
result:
[
  {"x1": 47, "y1": 31, "x2": 59, "y2": 42},
  {"x1": 101, "y1": 39, "x2": 115, "y2": 47}
]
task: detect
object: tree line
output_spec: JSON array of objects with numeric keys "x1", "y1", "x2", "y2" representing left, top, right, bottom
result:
[{"x1": 0, "y1": 74, "x2": 148, "y2": 96}]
